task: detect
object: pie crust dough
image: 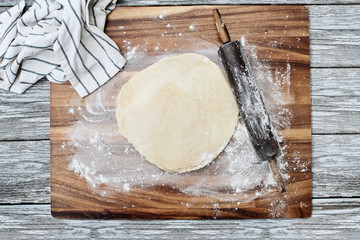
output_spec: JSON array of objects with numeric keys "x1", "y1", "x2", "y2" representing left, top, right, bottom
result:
[{"x1": 116, "y1": 53, "x2": 239, "y2": 172}]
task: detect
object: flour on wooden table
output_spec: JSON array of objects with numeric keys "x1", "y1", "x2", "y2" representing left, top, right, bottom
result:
[{"x1": 66, "y1": 38, "x2": 292, "y2": 200}]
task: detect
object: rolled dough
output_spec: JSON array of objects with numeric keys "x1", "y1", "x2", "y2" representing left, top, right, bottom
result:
[{"x1": 116, "y1": 53, "x2": 239, "y2": 173}]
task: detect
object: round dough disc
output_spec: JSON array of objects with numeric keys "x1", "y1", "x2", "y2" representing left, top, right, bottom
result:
[{"x1": 116, "y1": 53, "x2": 239, "y2": 173}]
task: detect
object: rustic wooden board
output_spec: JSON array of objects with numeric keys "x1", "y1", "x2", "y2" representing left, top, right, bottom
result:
[{"x1": 50, "y1": 5, "x2": 311, "y2": 219}]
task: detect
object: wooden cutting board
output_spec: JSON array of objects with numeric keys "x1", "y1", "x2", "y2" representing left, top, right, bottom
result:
[{"x1": 50, "y1": 5, "x2": 311, "y2": 219}]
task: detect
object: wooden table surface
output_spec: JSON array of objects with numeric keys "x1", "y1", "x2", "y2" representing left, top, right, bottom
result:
[{"x1": 0, "y1": 0, "x2": 359, "y2": 239}]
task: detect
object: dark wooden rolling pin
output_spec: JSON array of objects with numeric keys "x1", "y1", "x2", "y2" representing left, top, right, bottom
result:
[{"x1": 213, "y1": 9, "x2": 285, "y2": 192}]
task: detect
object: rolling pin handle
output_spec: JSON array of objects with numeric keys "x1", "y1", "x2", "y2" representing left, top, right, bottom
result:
[
  {"x1": 212, "y1": 9, "x2": 231, "y2": 44},
  {"x1": 269, "y1": 157, "x2": 286, "y2": 193}
]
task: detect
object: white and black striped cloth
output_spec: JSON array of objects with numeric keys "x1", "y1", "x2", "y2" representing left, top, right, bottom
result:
[{"x1": 0, "y1": 0, "x2": 126, "y2": 97}]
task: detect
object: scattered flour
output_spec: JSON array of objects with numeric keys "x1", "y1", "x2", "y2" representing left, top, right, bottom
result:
[
  {"x1": 125, "y1": 46, "x2": 138, "y2": 60},
  {"x1": 65, "y1": 38, "x2": 294, "y2": 202},
  {"x1": 123, "y1": 183, "x2": 130, "y2": 192}
]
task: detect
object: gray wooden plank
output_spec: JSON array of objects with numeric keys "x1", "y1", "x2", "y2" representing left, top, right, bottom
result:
[
  {"x1": 308, "y1": 6, "x2": 360, "y2": 68},
  {"x1": 311, "y1": 68, "x2": 360, "y2": 134},
  {"x1": 0, "y1": 199, "x2": 359, "y2": 239},
  {"x1": 310, "y1": 29, "x2": 360, "y2": 67},
  {"x1": 0, "y1": 140, "x2": 50, "y2": 204},
  {"x1": 312, "y1": 134, "x2": 360, "y2": 198},
  {"x1": 0, "y1": 134, "x2": 359, "y2": 204},
  {"x1": 0, "y1": 79, "x2": 50, "y2": 141},
  {"x1": 309, "y1": 5, "x2": 360, "y2": 30},
  {"x1": 2, "y1": 0, "x2": 360, "y2": 7},
  {"x1": 309, "y1": 5, "x2": 360, "y2": 67}
]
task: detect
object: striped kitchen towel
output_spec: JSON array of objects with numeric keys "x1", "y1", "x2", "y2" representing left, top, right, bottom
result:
[{"x1": 0, "y1": 0, "x2": 126, "y2": 97}]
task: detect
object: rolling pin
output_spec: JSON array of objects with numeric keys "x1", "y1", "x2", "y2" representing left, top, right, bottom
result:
[{"x1": 213, "y1": 9, "x2": 285, "y2": 192}]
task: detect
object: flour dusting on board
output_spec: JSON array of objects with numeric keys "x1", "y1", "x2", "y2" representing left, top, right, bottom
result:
[{"x1": 66, "y1": 38, "x2": 292, "y2": 201}]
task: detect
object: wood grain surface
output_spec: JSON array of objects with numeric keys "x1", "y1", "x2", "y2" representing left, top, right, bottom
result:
[{"x1": 50, "y1": 5, "x2": 311, "y2": 219}]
